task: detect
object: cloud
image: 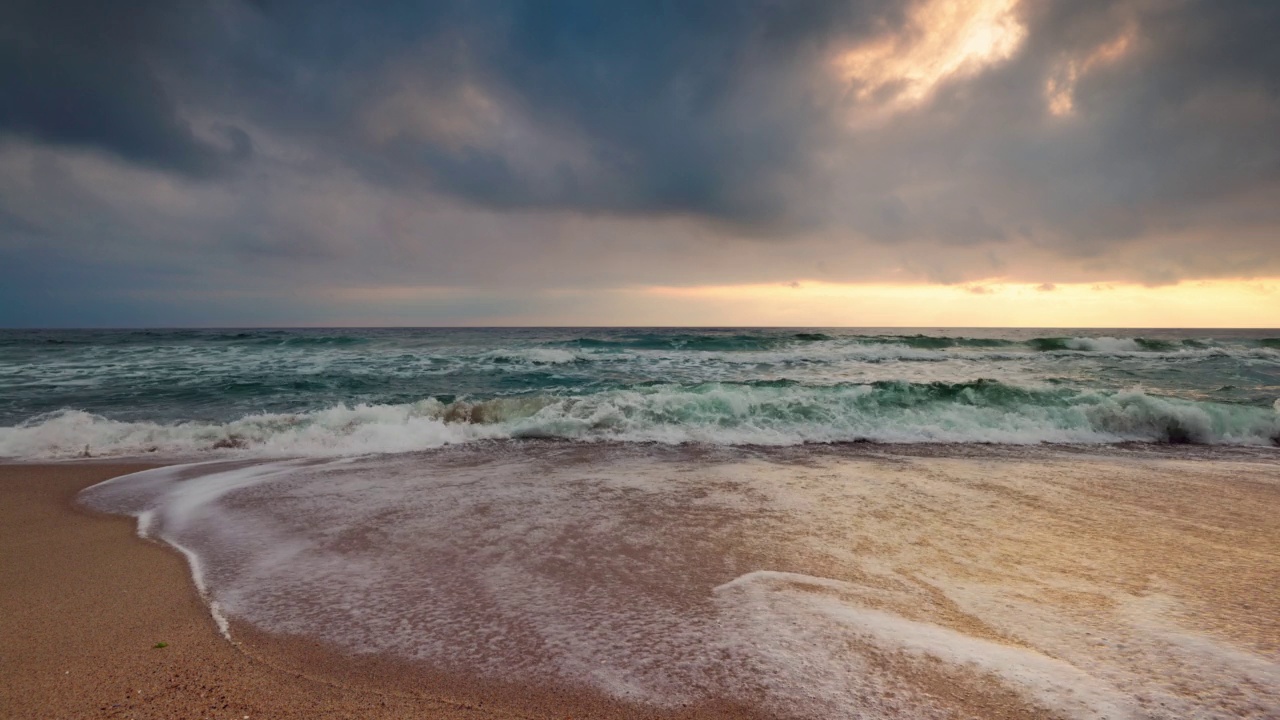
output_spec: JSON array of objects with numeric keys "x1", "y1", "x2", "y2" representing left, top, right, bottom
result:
[
  {"x1": 0, "y1": 1, "x2": 255, "y2": 175},
  {"x1": 301, "y1": 0, "x2": 904, "y2": 224},
  {"x1": 1, "y1": 0, "x2": 1279, "y2": 325}
]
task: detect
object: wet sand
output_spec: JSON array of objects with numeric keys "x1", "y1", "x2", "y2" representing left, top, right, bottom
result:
[{"x1": 5, "y1": 449, "x2": 1279, "y2": 719}]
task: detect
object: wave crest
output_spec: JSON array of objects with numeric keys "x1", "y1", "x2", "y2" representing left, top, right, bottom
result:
[{"x1": 562, "y1": 332, "x2": 833, "y2": 352}]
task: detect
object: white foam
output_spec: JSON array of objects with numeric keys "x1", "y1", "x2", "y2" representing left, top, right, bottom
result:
[
  {"x1": 934, "y1": 582, "x2": 1280, "y2": 720},
  {"x1": 0, "y1": 404, "x2": 509, "y2": 459},
  {"x1": 81, "y1": 461, "x2": 303, "y2": 640},
  {"x1": 135, "y1": 510, "x2": 154, "y2": 539},
  {"x1": 170, "y1": 536, "x2": 232, "y2": 639},
  {"x1": 715, "y1": 571, "x2": 1135, "y2": 719},
  {"x1": 1065, "y1": 336, "x2": 1144, "y2": 352},
  {"x1": 480, "y1": 348, "x2": 581, "y2": 364}
]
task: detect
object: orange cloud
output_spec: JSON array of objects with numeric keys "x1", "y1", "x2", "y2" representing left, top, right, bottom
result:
[{"x1": 835, "y1": 0, "x2": 1026, "y2": 118}]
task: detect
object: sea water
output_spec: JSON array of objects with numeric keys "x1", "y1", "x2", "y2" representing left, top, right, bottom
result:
[{"x1": 1, "y1": 327, "x2": 1278, "y2": 456}]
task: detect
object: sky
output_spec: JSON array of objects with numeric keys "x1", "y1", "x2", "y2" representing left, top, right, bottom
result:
[{"x1": 1, "y1": 0, "x2": 1278, "y2": 327}]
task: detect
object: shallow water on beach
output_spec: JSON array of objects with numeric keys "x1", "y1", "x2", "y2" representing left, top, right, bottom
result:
[{"x1": 82, "y1": 442, "x2": 1280, "y2": 719}]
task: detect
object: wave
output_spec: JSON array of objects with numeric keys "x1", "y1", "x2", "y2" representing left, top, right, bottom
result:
[
  {"x1": 849, "y1": 335, "x2": 1018, "y2": 349},
  {"x1": 562, "y1": 332, "x2": 833, "y2": 352},
  {"x1": 188, "y1": 331, "x2": 374, "y2": 347},
  {"x1": 1026, "y1": 336, "x2": 1204, "y2": 353},
  {"x1": 479, "y1": 348, "x2": 583, "y2": 364},
  {"x1": 273, "y1": 335, "x2": 371, "y2": 347},
  {"x1": 563, "y1": 332, "x2": 1016, "y2": 353},
  {"x1": 4, "y1": 381, "x2": 1277, "y2": 458}
]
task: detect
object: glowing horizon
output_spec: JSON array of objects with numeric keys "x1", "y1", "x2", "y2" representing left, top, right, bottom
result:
[
  {"x1": 618, "y1": 279, "x2": 1280, "y2": 328},
  {"x1": 300, "y1": 278, "x2": 1280, "y2": 328}
]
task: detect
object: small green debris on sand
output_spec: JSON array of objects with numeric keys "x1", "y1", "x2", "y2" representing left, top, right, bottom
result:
[{"x1": 152, "y1": 642, "x2": 168, "y2": 649}]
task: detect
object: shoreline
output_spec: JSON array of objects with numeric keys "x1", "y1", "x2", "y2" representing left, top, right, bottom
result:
[{"x1": 0, "y1": 462, "x2": 567, "y2": 720}]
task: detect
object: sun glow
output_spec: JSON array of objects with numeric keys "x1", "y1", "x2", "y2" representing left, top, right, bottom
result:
[{"x1": 835, "y1": 0, "x2": 1026, "y2": 114}]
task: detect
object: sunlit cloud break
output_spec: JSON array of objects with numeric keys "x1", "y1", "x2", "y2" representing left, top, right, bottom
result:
[{"x1": 835, "y1": 0, "x2": 1026, "y2": 114}]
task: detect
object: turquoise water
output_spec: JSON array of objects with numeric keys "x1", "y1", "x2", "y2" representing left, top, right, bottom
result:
[{"x1": 2, "y1": 328, "x2": 1279, "y2": 456}]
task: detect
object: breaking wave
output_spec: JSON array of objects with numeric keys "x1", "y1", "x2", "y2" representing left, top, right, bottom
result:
[
  {"x1": 1027, "y1": 336, "x2": 1181, "y2": 352},
  {"x1": 4, "y1": 381, "x2": 1277, "y2": 459}
]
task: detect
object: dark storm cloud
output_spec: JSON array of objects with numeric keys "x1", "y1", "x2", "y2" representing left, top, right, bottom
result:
[
  {"x1": 214, "y1": 0, "x2": 906, "y2": 222},
  {"x1": 1009, "y1": 0, "x2": 1280, "y2": 236},
  {"x1": 0, "y1": 0, "x2": 251, "y2": 174},
  {"x1": 442, "y1": 1, "x2": 884, "y2": 219}
]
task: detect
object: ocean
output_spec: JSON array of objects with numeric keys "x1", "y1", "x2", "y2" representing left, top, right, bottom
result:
[
  {"x1": 1, "y1": 327, "x2": 1278, "y2": 456},
  {"x1": 5, "y1": 328, "x2": 1280, "y2": 718}
]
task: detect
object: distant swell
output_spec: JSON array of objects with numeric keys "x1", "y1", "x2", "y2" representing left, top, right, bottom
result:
[
  {"x1": 854, "y1": 335, "x2": 1018, "y2": 349},
  {"x1": 553, "y1": 332, "x2": 1278, "y2": 357},
  {"x1": 3, "y1": 381, "x2": 1277, "y2": 458}
]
